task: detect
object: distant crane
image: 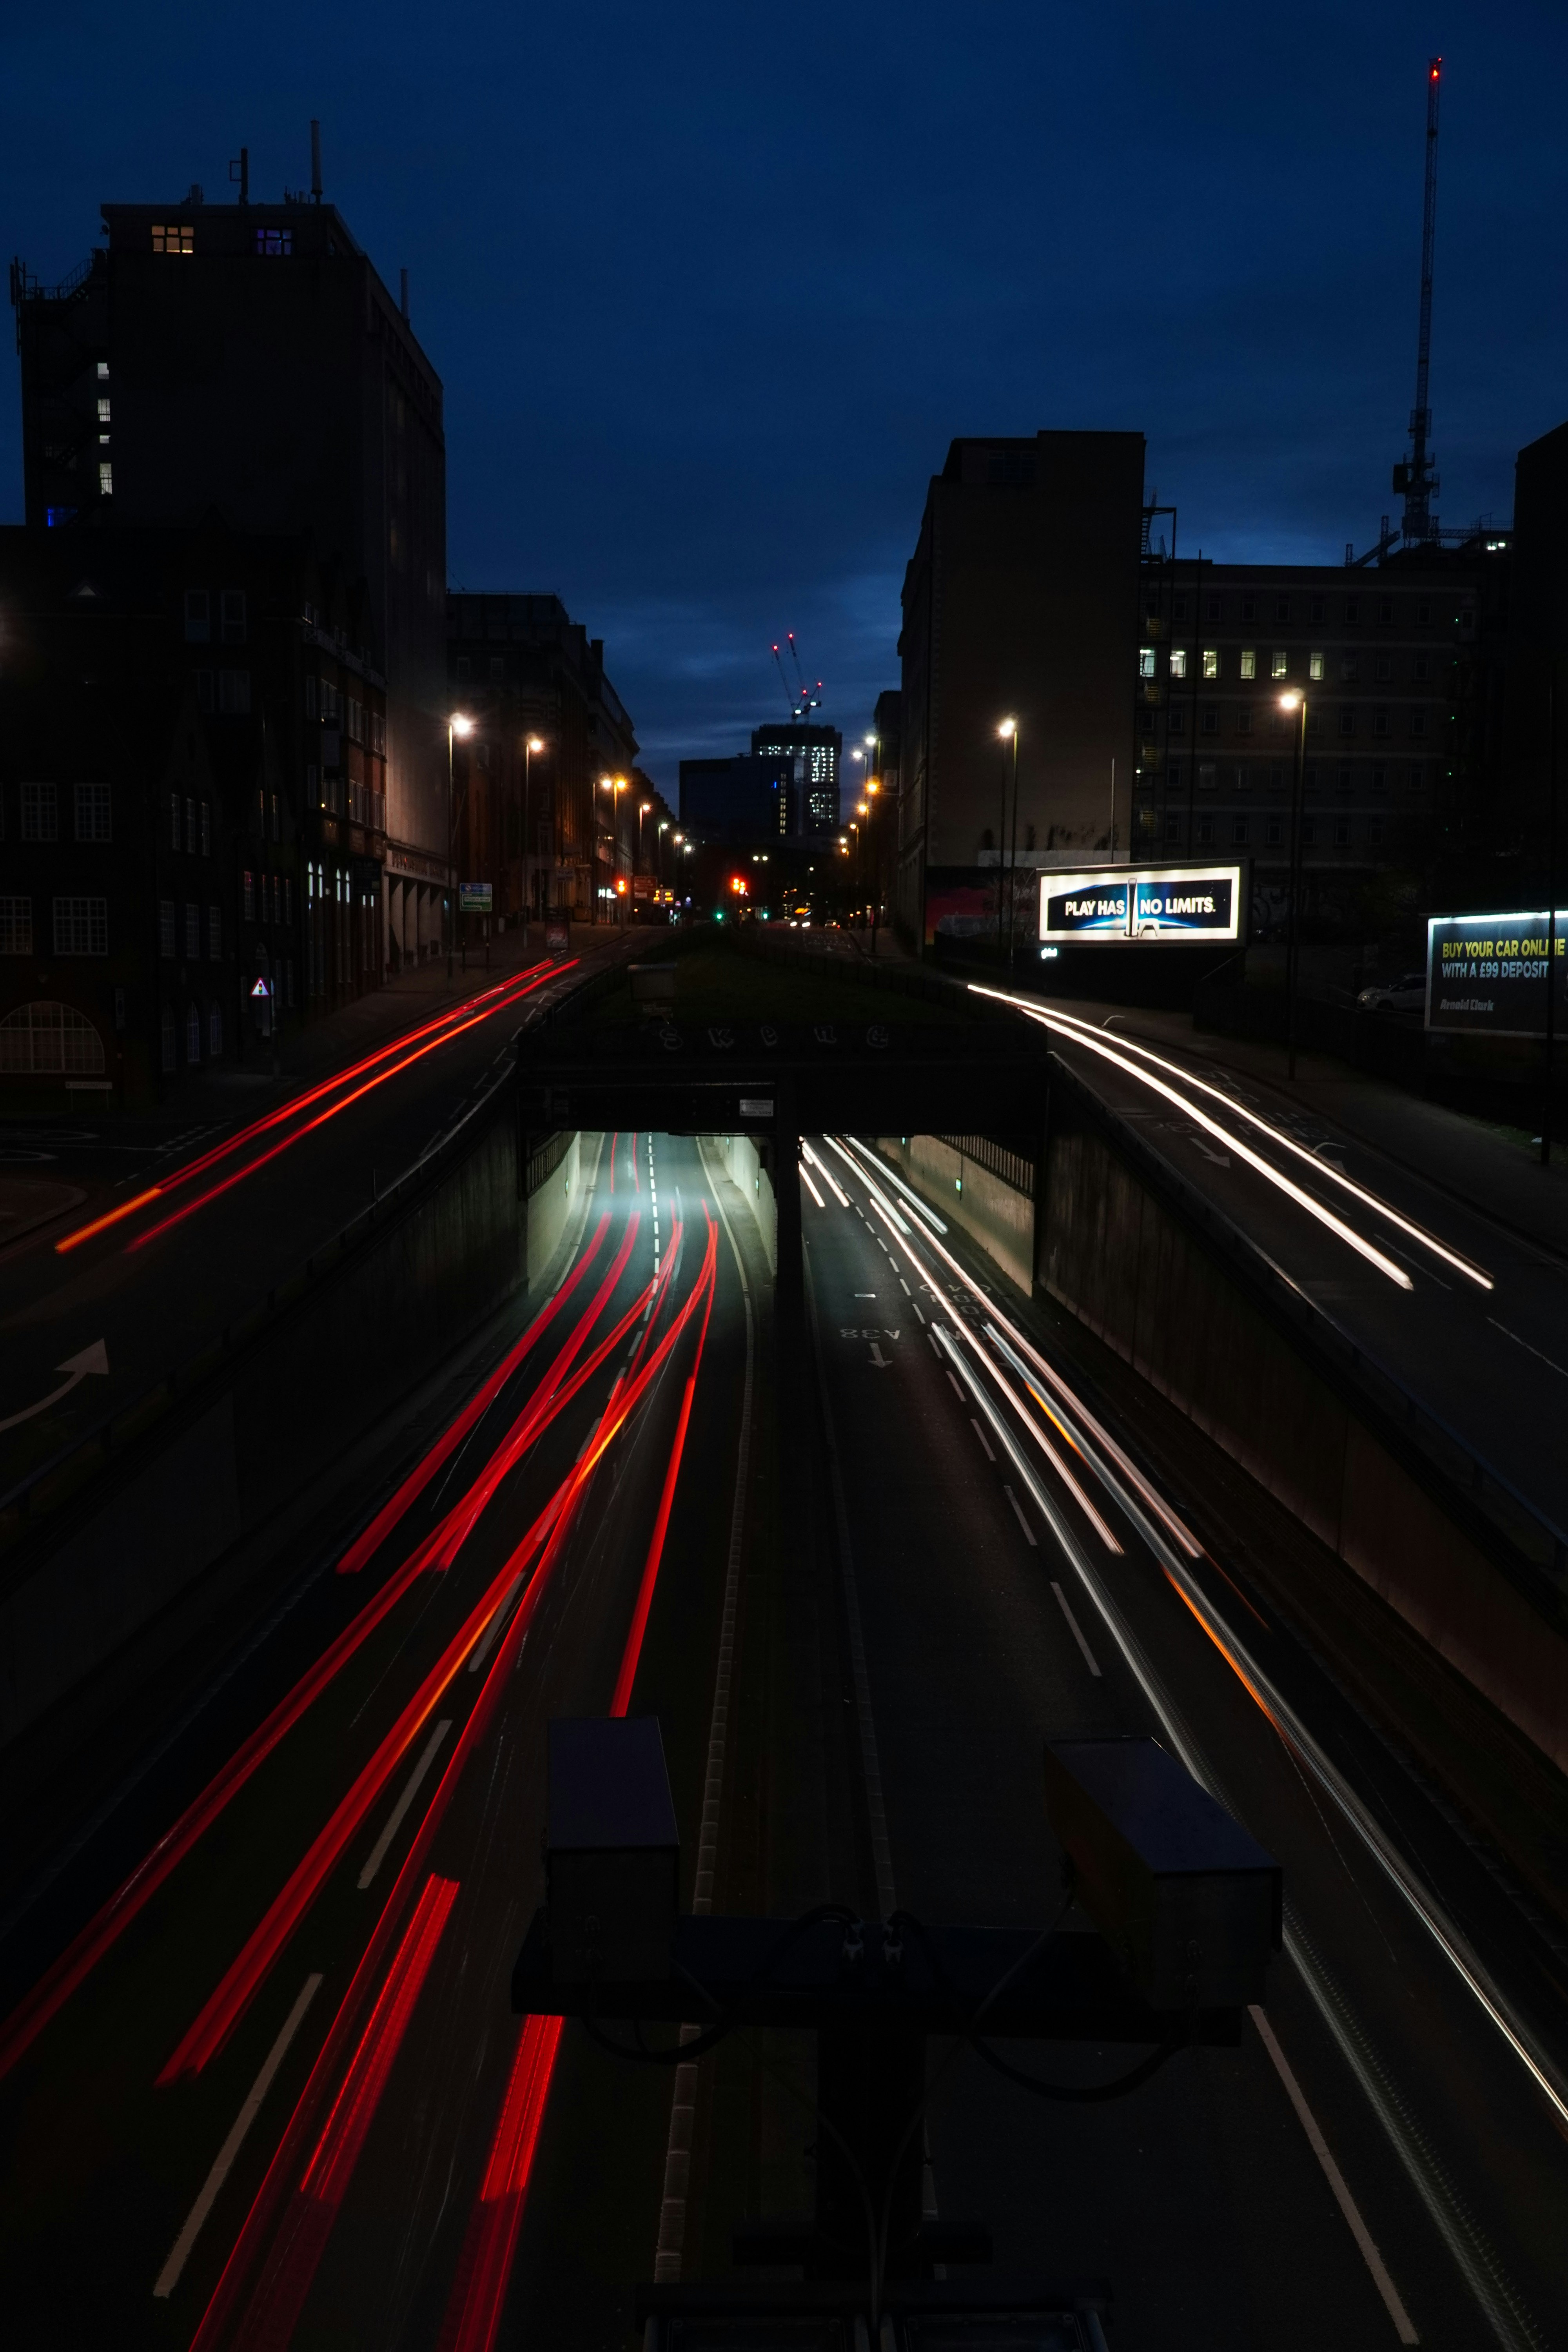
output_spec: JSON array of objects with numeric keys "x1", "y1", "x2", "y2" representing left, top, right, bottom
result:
[
  {"x1": 1392, "y1": 57, "x2": 1443, "y2": 547},
  {"x1": 769, "y1": 634, "x2": 824, "y2": 720}
]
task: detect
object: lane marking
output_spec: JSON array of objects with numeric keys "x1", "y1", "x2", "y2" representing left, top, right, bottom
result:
[
  {"x1": 152, "y1": 1973, "x2": 323, "y2": 2298},
  {"x1": 468, "y1": 1575, "x2": 525, "y2": 1673},
  {"x1": 1248, "y1": 2004, "x2": 1419, "y2": 2343},
  {"x1": 929, "y1": 1330, "x2": 943, "y2": 1357},
  {"x1": 945, "y1": 1369, "x2": 964, "y2": 1399},
  {"x1": 1003, "y1": 1485, "x2": 1037, "y2": 1547},
  {"x1": 1050, "y1": 1581, "x2": 1102, "y2": 1677},
  {"x1": 899, "y1": 1277, "x2": 910, "y2": 1295},
  {"x1": 358, "y1": 1720, "x2": 453, "y2": 1886},
  {"x1": 969, "y1": 1417, "x2": 995, "y2": 1462},
  {"x1": 1486, "y1": 1317, "x2": 1568, "y2": 1383}
]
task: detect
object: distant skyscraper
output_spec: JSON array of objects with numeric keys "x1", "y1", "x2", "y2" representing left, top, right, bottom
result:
[{"x1": 750, "y1": 723, "x2": 841, "y2": 835}]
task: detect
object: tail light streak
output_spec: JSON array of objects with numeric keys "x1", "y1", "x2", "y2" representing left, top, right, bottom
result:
[
  {"x1": 56, "y1": 962, "x2": 563, "y2": 1256},
  {"x1": 187, "y1": 1214, "x2": 722, "y2": 2350}
]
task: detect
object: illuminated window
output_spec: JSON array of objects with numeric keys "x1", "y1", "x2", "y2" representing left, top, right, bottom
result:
[
  {"x1": 97, "y1": 397, "x2": 111, "y2": 424},
  {"x1": 98, "y1": 462, "x2": 113, "y2": 496},
  {"x1": 151, "y1": 224, "x2": 195, "y2": 254},
  {"x1": 1202, "y1": 648, "x2": 1218, "y2": 680},
  {"x1": 96, "y1": 361, "x2": 109, "y2": 379},
  {"x1": 1270, "y1": 650, "x2": 1288, "y2": 679},
  {"x1": 255, "y1": 227, "x2": 292, "y2": 256},
  {"x1": 1308, "y1": 650, "x2": 1324, "y2": 681},
  {"x1": 1138, "y1": 646, "x2": 1156, "y2": 678},
  {"x1": 1169, "y1": 648, "x2": 1187, "y2": 679},
  {"x1": 1239, "y1": 649, "x2": 1256, "y2": 680}
]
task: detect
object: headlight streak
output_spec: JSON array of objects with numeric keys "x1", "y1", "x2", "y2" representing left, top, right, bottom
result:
[
  {"x1": 972, "y1": 987, "x2": 1494, "y2": 1293},
  {"x1": 801, "y1": 1140, "x2": 849, "y2": 1206},
  {"x1": 938, "y1": 1316, "x2": 1123, "y2": 1553},
  {"x1": 848, "y1": 1156, "x2": 1201, "y2": 1559},
  {"x1": 849, "y1": 1142, "x2": 1568, "y2": 2310},
  {"x1": 842, "y1": 1135, "x2": 949, "y2": 1232},
  {"x1": 800, "y1": 1161, "x2": 828, "y2": 1210},
  {"x1": 822, "y1": 1134, "x2": 910, "y2": 1232}
]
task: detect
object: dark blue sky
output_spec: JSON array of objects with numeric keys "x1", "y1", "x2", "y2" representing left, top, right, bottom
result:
[{"x1": 4, "y1": 2, "x2": 1564, "y2": 790}]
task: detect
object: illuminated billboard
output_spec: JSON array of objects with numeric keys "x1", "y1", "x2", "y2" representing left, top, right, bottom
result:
[
  {"x1": 1426, "y1": 911, "x2": 1568, "y2": 1036},
  {"x1": 1039, "y1": 864, "x2": 1243, "y2": 946}
]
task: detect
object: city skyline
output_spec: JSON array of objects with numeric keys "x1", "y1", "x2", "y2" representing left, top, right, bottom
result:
[{"x1": 3, "y1": 1, "x2": 1564, "y2": 787}]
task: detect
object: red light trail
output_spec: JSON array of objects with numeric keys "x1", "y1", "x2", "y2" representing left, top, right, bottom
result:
[{"x1": 53, "y1": 958, "x2": 566, "y2": 1255}]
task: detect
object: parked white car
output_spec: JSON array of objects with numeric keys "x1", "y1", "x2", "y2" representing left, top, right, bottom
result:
[{"x1": 1357, "y1": 971, "x2": 1427, "y2": 1013}]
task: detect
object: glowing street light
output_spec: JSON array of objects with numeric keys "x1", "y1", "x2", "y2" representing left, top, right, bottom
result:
[
  {"x1": 996, "y1": 717, "x2": 1020, "y2": 964},
  {"x1": 446, "y1": 714, "x2": 475, "y2": 975},
  {"x1": 521, "y1": 734, "x2": 546, "y2": 948},
  {"x1": 1279, "y1": 690, "x2": 1309, "y2": 1079}
]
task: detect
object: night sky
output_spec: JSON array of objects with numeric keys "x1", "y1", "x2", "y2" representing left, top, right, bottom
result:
[{"x1": 3, "y1": 2, "x2": 1564, "y2": 790}]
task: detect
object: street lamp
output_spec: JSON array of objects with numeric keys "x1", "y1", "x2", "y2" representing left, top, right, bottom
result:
[
  {"x1": 522, "y1": 734, "x2": 545, "y2": 952},
  {"x1": 446, "y1": 713, "x2": 474, "y2": 977},
  {"x1": 997, "y1": 718, "x2": 1018, "y2": 962},
  {"x1": 1279, "y1": 691, "x2": 1308, "y2": 1079}
]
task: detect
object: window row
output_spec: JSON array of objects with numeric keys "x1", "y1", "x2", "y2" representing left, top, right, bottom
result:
[
  {"x1": 194, "y1": 668, "x2": 252, "y2": 715},
  {"x1": 0, "y1": 896, "x2": 109, "y2": 955},
  {"x1": 1151, "y1": 588, "x2": 1462, "y2": 630},
  {"x1": 159, "y1": 900, "x2": 225, "y2": 960},
  {"x1": 184, "y1": 588, "x2": 247, "y2": 644},
  {"x1": 13, "y1": 782, "x2": 113, "y2": 843},
  {"x1": 305, "y1": 676, "x2": 387, "y2": 752},
  {"x1": 1145, "y1": 703, "x2": 1432, "y2": 740},
  {"x1": 1144, "y1": 646, "x2": 1437, "y2": 685},
  {"x1": 1160, "y1": 813, "x2": 1389, "y2": 849},
  {"x1": 1160, "y1": 761, "x2": 1430, "y2": 795},
  {"x1": 160, "y1": 1002, "x2": 224, "y2": 1071},
  {"x1": 241, "y1": 871, "x2": 293, "y2": 926},
  {"x1": 169, "y1": 794, "x2": 214, "y2": 855}
]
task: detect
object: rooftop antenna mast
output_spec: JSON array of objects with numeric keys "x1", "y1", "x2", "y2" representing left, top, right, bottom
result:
[{"x1": 1394, "y1": 58, "x2": 1442, "y2": 546}]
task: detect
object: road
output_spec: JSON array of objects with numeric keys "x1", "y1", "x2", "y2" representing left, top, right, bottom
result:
[
  {"x1": 0, "y1": 933, "x2": 635, "y2": 1495},
  {"x1": 1, "y1": 1119, "x2": 1565, "y2": 2349},
  {"x1": 971, "y1": 982, "x2": 1568, "y2": 1553}
]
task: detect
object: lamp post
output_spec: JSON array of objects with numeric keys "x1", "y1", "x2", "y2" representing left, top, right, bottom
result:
[
  {"x1": 997, "y1": 718, "x2": 1018, "y2": 963},
  {"x1": 446, "y1": 712, "x2": 473, "y2": 978},
  {"x1": 522, "y1": 734, "x2": 544, "y2": 955},
  {"x1": 1545, "y1": 672, "x2": 1560, "y2": 1169},
  {"x1": 637, "y1": 799, "x2": 652, "y2": 922},
  {"x1": 1279, "y1": 690, "x2": 1308, "y2": 1080}
]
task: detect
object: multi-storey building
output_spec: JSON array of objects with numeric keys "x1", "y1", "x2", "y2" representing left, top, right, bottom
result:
[
  {"x1": 11, "y1": 169, "x2": 449, "y2": 980},
  {"x1": 1133, "y1": 538, "x2": 1510, "y2": 934},
  {"x1": 895, "y1": 431, "x2": 1144, "y2": 950},
  {"x1": 446, "y1": 595, "x2": 640, "y2": 925},
  {"x1": 0, "y1": 519, "x2": 392, "y2": 1103},
  {"x1": 748, "y1": 723, "x2": 842, "y2": 836}
]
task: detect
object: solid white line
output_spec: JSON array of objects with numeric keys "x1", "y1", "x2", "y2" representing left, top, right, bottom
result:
[
  {"x1": 358, "y1": 1720, "x2": 452, "y2": 1886},
  {"x1": 1487, "y1": 1317, "x2": 1568, "y2": 1382},
  {"x1": 1249, "y1": 2005, "x2": 1419, "y2": 2342},
  {"x1": 1050, "y1": 1580, "x2": 1102, "y2": 1676},
  {"x1": 1003, "y1": 1485, "x2": 1038, "y2": 1546},
  {"x1": 152, "y1": 1973, "x2": 323, "y2": 2298},
  {"x1": 970, "y1": 1416, "x2": 995, "y2": 1461}
]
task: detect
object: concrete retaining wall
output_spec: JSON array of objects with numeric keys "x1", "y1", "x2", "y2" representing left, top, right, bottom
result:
[
  {"x1": 0, "y1": 1082, "x2": 547, "y2": 1747},
  {"x1": 1040, "y1": 1095, "x2": 1568, "y2": 1778},
  {"x1": 705, "y1": 1133, "x2": 777, "y2": 1271},
  {"x1": 877, "y1": 1135, "x2": 1034, "y2": 1296}
]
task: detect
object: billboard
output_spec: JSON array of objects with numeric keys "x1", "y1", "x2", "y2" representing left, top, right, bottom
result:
[
  {"x1": 1038, "y1": 864, "x2": 1243, "y2": 946},
  {"x1": 1426, "y1": 911, "x2": 1568, "y2": 1037}
]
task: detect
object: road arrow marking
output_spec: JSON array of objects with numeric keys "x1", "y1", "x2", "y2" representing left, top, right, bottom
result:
[
  {"x1": 868, "y1": 1342, "x2": 891, "y2": 1369},
  {"x1": 0, "y1": 1339, "x2": 110, "y2": 1433}
]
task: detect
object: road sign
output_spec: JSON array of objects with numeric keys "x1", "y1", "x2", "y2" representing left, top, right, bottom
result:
[
  {"x1": 459, "y1": 882, "x2": 492, "y2": 915},
  {"x1": 249, "y1": 977, "x2": 272, "y2": 998}
]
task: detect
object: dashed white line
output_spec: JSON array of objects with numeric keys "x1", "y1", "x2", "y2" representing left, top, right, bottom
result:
[
  {"x1": 359, "y1": 1720, "x2": 453, "y2": 1884},
  {"x1": 1249, "y1": 2005, "x2": 1419, "y2": 2343},
  {"x1": 152, "y1": 1973, "x2": 323, "y2": 2297},
  {"x1": 1487, "y1": 1317, "x2": 1568, "y2": 1382},
  {"x1": 946, "y1": 1370, "x2": 964, "y2": 1399},
  {"x1": 1003, "y1": 1485, "x2": 1037, "y2": 1546},
  {"x1": 1050, "y1": 1581, "x2": 1102, "y2": 1677},
  {"x1": 969, "y1": 1417, "x2": 995, "y2": 1461}
]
